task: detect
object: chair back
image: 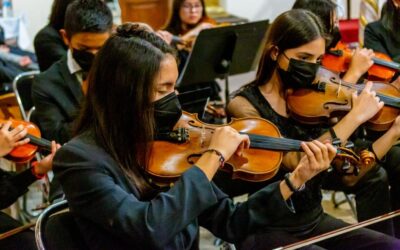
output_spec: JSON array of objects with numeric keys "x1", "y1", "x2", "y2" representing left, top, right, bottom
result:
[
  {"x1": 12, "y1": 71, "x2": 39, "y2": 121},
  {"x1": 35, "y1": 200, "x2": 87, "y2": 250}
]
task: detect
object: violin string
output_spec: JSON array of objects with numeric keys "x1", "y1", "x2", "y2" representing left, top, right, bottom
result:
[{"x1": 329, "y1": 79, "x2": 400, "y2": 108}]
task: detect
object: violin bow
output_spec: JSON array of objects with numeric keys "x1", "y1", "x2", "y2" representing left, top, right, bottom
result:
[{"x1": 273, "y1": 209, "x2": 400, "y2": 250}]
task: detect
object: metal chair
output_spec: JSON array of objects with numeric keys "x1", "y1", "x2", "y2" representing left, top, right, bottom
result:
[
  {"x1": 12, "y1": 70, "x2": 39, "y2": 121},
  {"x1": 35, "y1": 200, "x2": 87, "y2": 250}
]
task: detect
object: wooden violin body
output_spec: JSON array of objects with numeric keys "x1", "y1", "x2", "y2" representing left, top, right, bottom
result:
[
  {"x1": 147, "y1": 112, "x2": 366, "y2": 186},
  {"x1": 0, "y1": 119, "x2": 52, "y2": 163},
  {"x1": 286, "y1": 67, "x2": 400, "y2": 131},
  {"x1": 322, "y1": 41, "x2": 400, "y2": 82}
]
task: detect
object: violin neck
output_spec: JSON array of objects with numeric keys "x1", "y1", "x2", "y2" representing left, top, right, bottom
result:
[
  {"x1": 25, "y1": 134, "x2": 52, "y2": 152},
  {"x1": 245, "y1": 133, "x2": 302, "y2": 151},
  {"x1": 376, "y1": 94, "x2": 400, "y2": 109},
  {"x1": 372, "y1": 57, "x2": 400, "y2": 71}
]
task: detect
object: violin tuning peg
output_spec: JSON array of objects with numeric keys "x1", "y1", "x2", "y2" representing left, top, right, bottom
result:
[
  {"x1": 332, "y1": 138, "x2": 342, "y2": 147},
  {"x1": 345, "y1": 141, "x2": 354, "y2": 149},
  {"x1": 341, "y1": 159, "x2": 351, "y2": 171}
]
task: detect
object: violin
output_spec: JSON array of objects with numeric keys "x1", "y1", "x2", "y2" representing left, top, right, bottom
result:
[
  {"x1": 146, "y1": 112, "x2": 373, "y2": 187},
  {"x1": 286, "y1": 67, "x2": 400, "y2": 131},
  {"x1": 0, "y1": 119, "x2": 52, "y2": 163},
  {"x1": 322, "y1": 41, "x2": 400, "y2": 82}
]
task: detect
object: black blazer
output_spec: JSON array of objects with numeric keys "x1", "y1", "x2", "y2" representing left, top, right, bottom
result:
[
  {"x1": 34, "y1": 25, "x2": 67, "y2": 71},
  {"x1": 53, "y1": 134, "x2": 295, "y2": 250},
  {"x1": 364, "y1": 20, "x2": 400, "y2": 63},
  {"x1": 32, "y1": 56, "x2": 83, "y2": 144}
]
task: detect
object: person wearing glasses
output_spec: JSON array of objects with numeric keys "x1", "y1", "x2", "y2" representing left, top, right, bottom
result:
[{"x1": 162, "y1": 0, "x2": 223, "y2": 105}]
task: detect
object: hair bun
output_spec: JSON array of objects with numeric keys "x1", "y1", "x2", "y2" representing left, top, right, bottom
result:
[{"x1": 116, "y1": 22, "x2": 154, "y2": 38}]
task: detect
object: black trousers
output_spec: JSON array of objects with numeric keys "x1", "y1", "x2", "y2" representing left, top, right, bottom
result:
[
  {"x1": 0, "y1": 212, "x2": 36, "y2": 250},
  {"x1": 322, "y1": 166, "x2": 395, "y2": 236},
  {"x1": 323, "y1": 143, "x2": 400, "y2": 238},
  {"x1": 238, "y1": 213, "x2": 400, "y2": 250}
]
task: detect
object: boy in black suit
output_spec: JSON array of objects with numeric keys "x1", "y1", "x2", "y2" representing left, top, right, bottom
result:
[{"x1": 32, "y1": 0, "x2": 113, "y2": 145}]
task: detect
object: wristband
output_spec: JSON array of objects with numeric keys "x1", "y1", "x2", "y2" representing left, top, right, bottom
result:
[
  {"x1": 201, "y1": 149, "x2": 225, "y2": 167},
  {"x1": 31, "y1": 161, "x2": 45, "y2": 179},
  {"x1": 284, "y1": 173, "x2": 305, "y2": 193}
]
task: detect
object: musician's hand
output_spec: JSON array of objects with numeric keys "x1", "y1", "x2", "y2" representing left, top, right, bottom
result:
[
  {"x1": 0, "y1": 121, "x2": 29, "y2": 157},
  {"x1": 35, "y1": 141, "x2": 61, "y2": 174},
  {"x1": 291, "y1": 140, "x2": 336, "y2": 187},
  {"x1": 208, "y1": 126, "x2": 249, "y2": 160},
  {"x1": 350, "y1": 81, "x2": 384, "y2": 124},
  {"x1": 347, "y1": 48, "x2": 374, "y2": 79},
  {"x1": 196, "y1": 127, "x2": 249, "y2": 180}
]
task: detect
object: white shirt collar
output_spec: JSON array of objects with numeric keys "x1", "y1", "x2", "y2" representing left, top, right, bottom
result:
[{"x1": 67, "y1": 49, "x2": 82, "y2": 75}]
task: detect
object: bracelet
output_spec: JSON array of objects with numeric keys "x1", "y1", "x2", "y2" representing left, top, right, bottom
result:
[
  {"x1": 201, "y1": 149, "x2": 225, "y2": 167},
  {"x1": 31, "y1": 161, "x2": 45, "y2": 179},
  {"x1": 284, "y1": 173, "x2": 305, "y2": 193}
]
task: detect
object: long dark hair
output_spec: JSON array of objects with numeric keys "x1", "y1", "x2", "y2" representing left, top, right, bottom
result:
[
  {"x1": 48, "y1": 0, "x2": 75, "y2": 30},
  {"x1": 381, "y1": 0, "x2": 400, "y2": 42},
  {"x1": 165, "y1": 0, "x2": 208, "y2": 35},
  {"x1": 253, "y1": 9, "x2": 326, "y2": 87},
  {"x1": 75, "y1": 23, "x2": 177, "y2": 197},
  {"x1": 292, "y1": 0, "x2": 337, "y2": 33}
]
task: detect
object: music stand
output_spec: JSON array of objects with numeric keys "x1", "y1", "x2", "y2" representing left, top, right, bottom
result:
[
  {"x1": 176, "y1": 20, "x2": 269, "y2": 102},
  {"x1": 178, "y1": 87, "x2": 211, "y2": 118}
]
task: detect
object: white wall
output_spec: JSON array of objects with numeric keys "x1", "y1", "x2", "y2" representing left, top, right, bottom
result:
[
  {"x1": 13, "y1": 0, "x2": 53, "y2": 51},
  {"x1": 221, "y1": 0, "x2": 295, "y2": 22}
]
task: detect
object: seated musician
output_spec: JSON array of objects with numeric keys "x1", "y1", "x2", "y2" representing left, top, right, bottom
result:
[
  {"x1": 364, "y1": 0, "x2": 400, "y2": 64},
  {"x1": 162, "y1": 0, "x2": 222, "y2": 103},
  {"x1": 293, "y1": 0, "x2": 375, "y2": 84},
  {"x1": 225, "y1": 9, "x2": 400, "y2": 249},
  {"x1": 32, "y1": 0, "x2": 112, "y2": 145},
  {"x1": 0, "y1": 121, "x2": 58, "y2": 250},
  {"x1": 52, "y1": 23, "x2": 337, "y2": 250},
  {"x1": 31, "y1": 0, "x2": 112, "y2": 201},
  {"x1": 34, "y1": 0, "x2": 74, "y2": 71},
  {"x1": 292, "y1": 0, "x2": 400, "y2": 237}
]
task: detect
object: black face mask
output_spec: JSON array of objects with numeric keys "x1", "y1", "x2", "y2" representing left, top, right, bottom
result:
[
  {"x1": 154, "y1": 92, "x2": 182, "y2": 133},
  {"x1": 277, "y1": 54, "x2": 319, "y2": 89},
  {"x1": 328, "y1": 26, "x2": 342, "y2": 49},
  {"x1": 72, "y1": 49, "x2": 95, "y2": 72}
]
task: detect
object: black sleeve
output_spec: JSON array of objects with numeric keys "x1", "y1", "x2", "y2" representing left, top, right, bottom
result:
[
  {"x1": 34, "y1": 31, "x2": 67, "y2": 71},
  {"x1": 364, "y1": 23, "x2": 390, "y2": 55},
  {"x1": 198, "y1": 181, "x2": 295, "y2": 243},
  {"x1": 32, "y1": 75, "x2": 73, "y2": 143},
  {"x1": 0, "y1": 168, "x2": 36, "y2": 209},
  {"x1": 54, "y1": 143, "x2": 293, "y2": 248}
]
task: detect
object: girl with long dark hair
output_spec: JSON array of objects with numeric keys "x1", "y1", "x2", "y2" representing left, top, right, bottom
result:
[
  {"x1": 226, "y1": 9, "x2": 400, "y2": 249},
  {"x1": 53, "y1": 23, "x2": 337, "y2": 250}
]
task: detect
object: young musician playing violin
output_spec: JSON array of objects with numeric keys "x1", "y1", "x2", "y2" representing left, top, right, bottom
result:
[
  {"x1": 293, "y1": 0, "x2": 400, "y2": 237},
  {"x1": 52, "y1": 23, "x2": 339, "y2": 250},
  {"x1": 226, "y1": 9, "x2": 400, "y2": 249},
  {"x1": 32, "y1": 0, "x2": 112, "y2": 145},
  {"x1": 0, "y1": 121, "x2": 59, "y2": 250},
  {"x1": 164, "y1": 0, "x2": 215, "y2": 50},
  {"x1": 293, "y1": 0, "x2": 375, "y2": 84},
  {"x1": 364, "y1": 0, "x2": 400, "y2": 64},
  {"x1": 162, "y1": 0, "x2": 222, "y2": 103}
]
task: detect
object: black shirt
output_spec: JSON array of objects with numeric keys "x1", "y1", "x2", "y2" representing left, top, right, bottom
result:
[
  {"x1": 225, "y1": 84, "x2": 327, "y2": 235},
  {"x1": 364, "y1": 20, "x2": 400, "y2": 63}
]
